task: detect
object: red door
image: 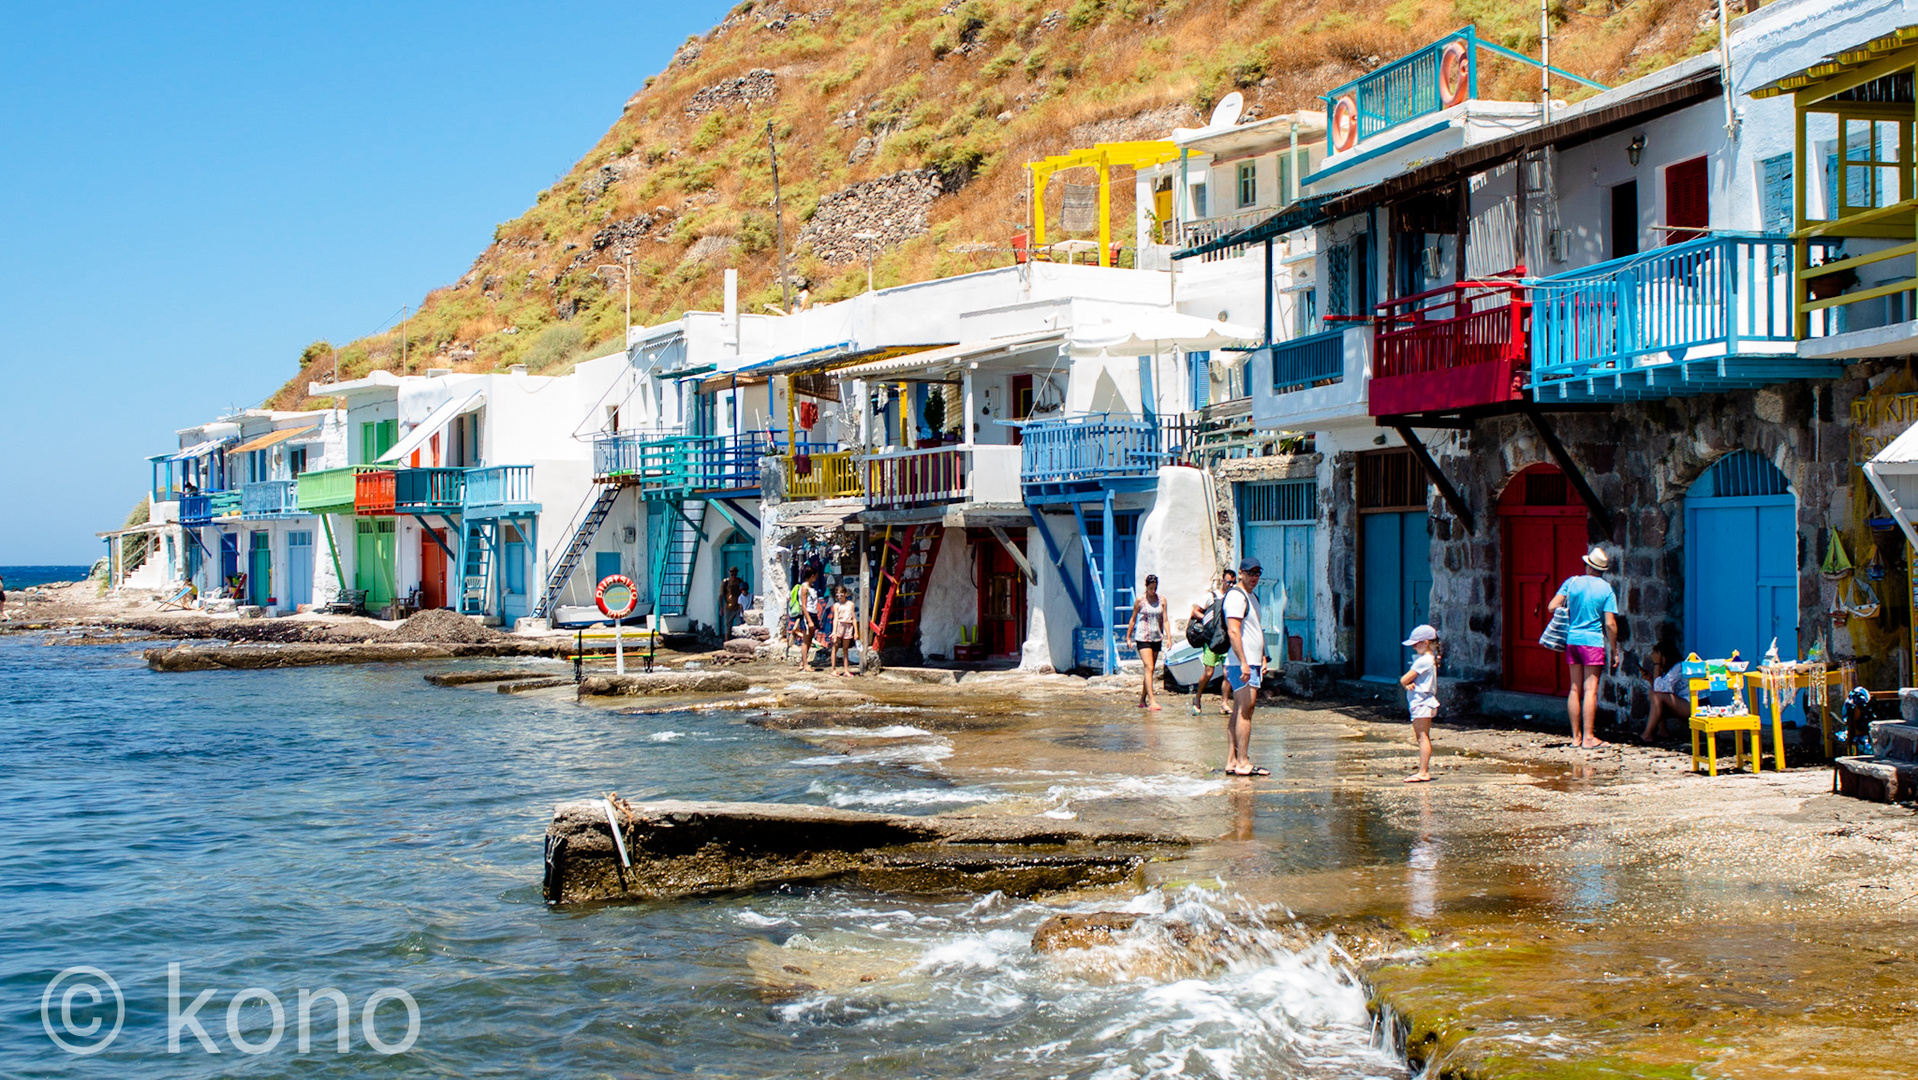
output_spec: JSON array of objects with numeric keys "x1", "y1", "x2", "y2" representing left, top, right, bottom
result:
[
  {"x1": 976, "y1": 531, "x2": 1027, "y2": 658},
  {"x1": 1665, "y1": 156, "x2": 1708, "y2": 244},
  {"x1": 1501, "y1": 466, "x2": 1589, "y2": 695},
  {"x1": 420, "y1": 529, "x2": 448, "y2": 609}
]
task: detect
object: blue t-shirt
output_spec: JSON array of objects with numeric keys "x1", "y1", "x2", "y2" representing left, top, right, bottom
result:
[{"x1": 1556, "y1": 575, "x2": 1618, "y2": 648}]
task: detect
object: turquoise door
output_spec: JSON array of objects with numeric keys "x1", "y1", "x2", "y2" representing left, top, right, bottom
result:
[
  {"x1": 248, "y1": 531, "x2": 271, "y2": 607},
  {"x1": 1685, "y1": 453, "x2": 1798, "y2": 727},
  {"x1": 286, "y1": 531, "x2": 314, "y2": 609},
  {"x1": 595, "y1": 550, "x2": 622, "y2": 586},
  {"x1": 718, "y1": 532, "x2": 754, "y2": 615},
  {"x1": 1361, "y1": 510, "x2": 1431, "y2": 680},
  {"x1": 1239, "y1": 480, "x2": 1316, "y2": 661},
  {"x1": 503, "y1": 524, "x2": 530, "y2": 624}
]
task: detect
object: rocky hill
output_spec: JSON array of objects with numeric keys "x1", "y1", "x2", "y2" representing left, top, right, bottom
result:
[{"x1": 269, "y1": 0, "x2": 1723, "y2": 407}]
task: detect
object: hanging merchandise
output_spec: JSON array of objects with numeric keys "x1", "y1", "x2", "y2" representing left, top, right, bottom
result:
[
  {"x1": 1868, "y1": 516, "x2": 1907, "y2": 571},
  {"x1": 1841, "y1": 576, "x2": 1882, "y2": 620},
  {"x1": 1865, "y1": 546, "x2": 1887, "y2": 582},
  {"x1": 1060, "y1": 181, "x2": 1097, "y2": 232},
  {"x1": 798, "y1": 401, "x2": 819, "y2": 431},
  {"x1": 794, "y1": 450, "x2": 813, "y2": 477},
  {"x1": 1820, "y1": 526, "x2": 1853, "y2": 579}
]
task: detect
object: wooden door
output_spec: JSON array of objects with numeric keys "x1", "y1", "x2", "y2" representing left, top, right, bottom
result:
[
  {"x1": 1665, "y1": 156, "x2": 1708, "y2": 244},
  {"x1": 1361, "y1": 510, "x2": 1430, "y2": 680},
  {"x1": 286, "y1": 531, "x2": 313, "y2": 609},
  {"x1": 420, "y1": 528, "x2": 448, "y2": 609},
  {"x1": 977, "y1": 531, "x2": 1027, "y2": 658},
  {"x1": 1500, "y1": 465, "x2": 1589, "y2": 695},
  {"x1": 1009, "y1": 375, "x2": 1033, "y2": 446}
]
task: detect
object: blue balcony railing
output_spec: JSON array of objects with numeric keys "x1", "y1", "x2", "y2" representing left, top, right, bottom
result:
[
  {"x1": 1271, "y1": 327, "x2": 1348, "y2": 392},
  {"x1": 179, "y1": 494, "x2": 212, "y2": 527},
  {"x1": 595, "y1": 430, "x2": 785, "y2": 492},
  {"x1": 1324, "y1": 29, "x2": 1477, "y2": 150},
  {"x1": 463, "y1": 465, "x2": 537, "y2": 517},
  {"x1": 393, "y1": 467, "x2": 465, "y2": 513},
  {"x1": 691, "y1": 431, "x2": 785, "y2": 491},
  {"x1": 1530, "y1": 233, "x2": 1842, "y2": 402},
  {"x1": 241, "y1": 480, "x2": 300, "y2": 519},
  {"x1": 1021, "y1": 415, "x2": 1163, "y2": 498}
]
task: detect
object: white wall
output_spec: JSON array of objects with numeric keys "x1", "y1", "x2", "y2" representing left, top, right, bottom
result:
[{"x1": 1136, "y1": 466, "x2": 1218, "y2": 638}]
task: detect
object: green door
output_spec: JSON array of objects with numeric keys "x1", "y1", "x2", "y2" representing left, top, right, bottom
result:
[
  {"x1": 248, "y1": 531, "x2": 271, "y2": 607},
  {"x1": 355, "y1": 518, "x2": 397, "y2": 605},
  {"x1": 360, "y1": 419, "x2": 398, "y2": 464}
]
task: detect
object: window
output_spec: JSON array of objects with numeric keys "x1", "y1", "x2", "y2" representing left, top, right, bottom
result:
[
  {"x1": 1191, "y1": 182, "x2": 1208, "y2": 219},
  {"x1": 1238, "y1": 162, "x2": 1257, "y2": 208},
  {"x1": 287, "y1": 447, "x2": 307, "y2": 478},
  {"x1": 1325, "y1": 245, "x2": 1352, "y2": 318},
  {"x1": 360, "y1": 420, "x2": 397, "y2": 464},
  {"x1": 1759, "y1": 154, "x2": 1792, "y2": 234}
]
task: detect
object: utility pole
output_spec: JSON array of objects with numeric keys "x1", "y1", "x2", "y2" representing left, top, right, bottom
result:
[
  {"x1": 401, "y1": 306, "x2": 409, "y2": 376},
  {"x1": 767, "y1": 120, "x2": 793, "y2": 312}
]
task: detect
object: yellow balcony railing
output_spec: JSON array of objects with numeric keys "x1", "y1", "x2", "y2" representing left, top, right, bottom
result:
[{"x1": 784, "y1": 449, "x2": 862, "y2": 501}]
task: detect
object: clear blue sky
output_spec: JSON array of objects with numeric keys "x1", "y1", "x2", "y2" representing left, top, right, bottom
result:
[{"x1": 0, "y1": 1, "x2": 734, "y2": 565}]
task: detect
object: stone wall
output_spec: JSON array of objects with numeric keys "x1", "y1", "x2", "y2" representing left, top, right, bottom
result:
[
  {"x1": 684, "y1": 69, "x2": 777, "y2": 117},
  {"x1": 796, "y1": 170, "x2": 946, "y2": 264}
]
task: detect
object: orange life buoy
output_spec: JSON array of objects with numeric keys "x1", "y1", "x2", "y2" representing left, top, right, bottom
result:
[
  {"x1": 1438, "y1": 39, "x2": 1471, "y2": 108},
  {"x1": 595, "y1": 574, "x2": 639, "y2": 619},
  {"x1": 1331, "y1": 94, "x2": 1359, "y2": 153}
]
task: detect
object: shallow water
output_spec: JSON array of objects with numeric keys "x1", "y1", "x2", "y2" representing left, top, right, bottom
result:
[{"x1": 0, "y1": 638, "x2": 1406, "y2": 1077}]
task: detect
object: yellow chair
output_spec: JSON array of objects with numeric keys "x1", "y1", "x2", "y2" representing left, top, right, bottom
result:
[{"x1": 1686, "y1": 674, "x2": 1764, "y2": 776}]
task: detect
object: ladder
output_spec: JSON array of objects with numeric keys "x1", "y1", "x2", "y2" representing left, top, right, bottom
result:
[
  {"x1": 868, "y1": 525, "x2": 944, "y2": 655},
  {"x1": 460, "y1": 521, "x2": 493, "y2": 615},
  {"x1": 649, "y1": 498, "x2": 706, "y2": 618},
  {"x1": 535, "y1": 486, "x2": 621, "y2": 619}
]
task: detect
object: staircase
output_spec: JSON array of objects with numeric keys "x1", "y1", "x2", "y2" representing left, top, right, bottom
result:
[
  {"x1": 460, "y1": 522, "x2": 493, "y2": 615},
  {"x1": 869, "y1": 524, "x2": 944, "y2": 656},
  {"x1": 1837, "y1": 708, "x2": 1918, "y2": 802},
  {"x1": 649, "y1": 498, "x2": 706, "y2": 618},
  {"x1": 535, "y1": 486, "x2": 621, "y2": 619}
]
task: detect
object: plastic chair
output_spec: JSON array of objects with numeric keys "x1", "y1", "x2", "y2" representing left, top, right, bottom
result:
[{"x1": 1686, "y1": 674, "x2": 1764, "y2": 775}]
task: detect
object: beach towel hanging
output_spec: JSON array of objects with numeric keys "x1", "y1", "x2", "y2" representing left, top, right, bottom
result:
[
  {"x1": 1821, "y1": 527, "x2": 1853, "y2": 579},
  {"x1": 1059, "y1": 181, "x2": 1097, "y2": 232}
]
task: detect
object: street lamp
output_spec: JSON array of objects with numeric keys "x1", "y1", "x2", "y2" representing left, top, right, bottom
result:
[
  {"x1": 597, "y1": 258, "x2": 632, "y2": 344},
  {"x1": 853, "y1": 231, "x2": 879, "y2": 292}
]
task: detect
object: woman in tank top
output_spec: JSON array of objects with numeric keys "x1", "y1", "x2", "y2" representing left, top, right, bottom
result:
[{"x1": 1127, "y1": 574, "x2": 1169, "y2": 711}]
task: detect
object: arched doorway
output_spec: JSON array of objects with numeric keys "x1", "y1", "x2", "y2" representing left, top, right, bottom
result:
[
  {"x1": 1500, "y1": 464, "x2": 1590, "y2": 695},
  {"x1": 1685, "y1": 452, "x2": 1797, "y2": 721}
]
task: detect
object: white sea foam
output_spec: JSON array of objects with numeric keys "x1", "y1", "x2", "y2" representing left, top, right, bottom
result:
[
  {"x1": 648, "y1": 731, "x2": 685, "y2": 742},
  {"x1": 789, "y1": 725, "x2": 934, "y2": 740},
  {"x1": 804, "y1": 780, "x2": 1004, "y2": 809},
  {"x1": 734, "y1": 909, "x2": 796, "y2": 927},
  {"x1": 790, "y1": 739, "x2": 953, "y2": 768}
]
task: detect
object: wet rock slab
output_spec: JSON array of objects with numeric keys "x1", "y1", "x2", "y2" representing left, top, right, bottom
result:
[
  {"x1": 145, "y1": 640, "x2": 569, "y2": 671},
  {"x1": 542, "y1": 799, "x2": 1189, "y2": 903},
  {"x1": 576, "y1": 671, "x2": 750, "y2": 696}
]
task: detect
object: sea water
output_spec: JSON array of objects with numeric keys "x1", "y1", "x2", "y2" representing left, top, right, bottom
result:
[
  {"x1": 0, "y1": 565, "x2": 93, "y2": 591},
  {"x1": 0, "y1": 636, "x2": 1404, "y2": 1078}
]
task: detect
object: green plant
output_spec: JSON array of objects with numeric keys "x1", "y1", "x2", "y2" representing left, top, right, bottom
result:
[
  {"x1": 1067, "y1": 0, "x2": 1106, "y2": 29},
  {"x1": 690, "y1": 113, "x2": 728, "y2": 152}
]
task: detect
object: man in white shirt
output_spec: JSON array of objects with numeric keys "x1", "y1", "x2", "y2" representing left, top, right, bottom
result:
[{"x1": 1223, "y1": 557, "x2": 1268, "y2": 777}]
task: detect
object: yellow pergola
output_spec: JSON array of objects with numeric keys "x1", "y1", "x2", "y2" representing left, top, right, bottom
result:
[
  {"x1": 1752, "y1": 26, "x2": 1918, "y2": 338},
  {"x1": 1025, "y1": 141, "x2": 1180, "y2": 267}
]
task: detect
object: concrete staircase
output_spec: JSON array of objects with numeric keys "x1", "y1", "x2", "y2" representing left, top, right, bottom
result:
[{"x1": 1835, "y1": 710, "x2": 1918, "y2": 802}]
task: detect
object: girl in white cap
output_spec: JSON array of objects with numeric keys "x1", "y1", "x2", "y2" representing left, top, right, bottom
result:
[{"x1": 1399, "y1": 624, "x2": 1440, "y2": 782}]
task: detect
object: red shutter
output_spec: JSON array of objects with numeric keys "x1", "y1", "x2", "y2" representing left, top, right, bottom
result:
[{"x1": 1665, "y1": 157, "x2": 1709, "y2": 244}]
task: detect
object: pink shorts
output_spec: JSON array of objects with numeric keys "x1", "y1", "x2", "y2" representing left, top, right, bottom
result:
[{"x1": 1565, "y1": 645, "x2": 1607, "y2": 667}]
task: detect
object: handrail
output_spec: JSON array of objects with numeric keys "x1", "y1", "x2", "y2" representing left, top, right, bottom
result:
[
  {"x1": 862, "y1": 445, "x2": 971, "y2": 508},
  {"x1": 1020, "y1": 413, "x2": 1163, "y2": 485},
  {"x1": 464, "y1": 465, "x2": 536, "y2": 509},
  {"x1": 1270, "y1": 327, "x2": 1347, "y2": 392},
  {"x1": 241, "y1": 479, "x2": 300, "y2": 518}
]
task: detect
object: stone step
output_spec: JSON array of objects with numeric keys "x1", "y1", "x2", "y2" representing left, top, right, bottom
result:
[
  {"x1": 1834, "y1": 754, "x2": 1918, "y2": 803},
  {"x1": 742, "y1": 609, "x2": 765, "y2": 626},
  {"x1": 1869, "y1": 720, "x2": 1918, "y2": 765},
  {"x1": 730, "y1": 625, "x2": 771, "y2": 641}
]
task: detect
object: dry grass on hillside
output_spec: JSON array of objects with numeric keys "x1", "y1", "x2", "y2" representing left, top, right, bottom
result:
[{"x1": 266, "y1": 0, "x2": 1720, "y2": 410}]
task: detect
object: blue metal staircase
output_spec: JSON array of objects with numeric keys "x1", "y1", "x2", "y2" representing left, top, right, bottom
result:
[
  {"x1": 648, "y1": 498, "x2": 706, "y2": 618},
  {"x1": 535, "y1": 486, "x2": 621, "y2": 619}
]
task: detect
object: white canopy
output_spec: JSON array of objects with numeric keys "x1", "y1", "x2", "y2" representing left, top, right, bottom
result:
[
  {"x1": 1866, "y1": 421, "x2": 1918, "y2": 553},
  {"x1": 168, "y1": 439, "x2": 227, "y2": 462},
  {"x1": 1071, "y1": 312, "x2": 1262, "y2": 358},
  {"x1": 376, "y1": 389, "x2": 485, "y2": 465}
]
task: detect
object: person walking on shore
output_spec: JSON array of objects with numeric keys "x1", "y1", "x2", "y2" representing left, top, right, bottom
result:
[
  {"x1": 0, "y1": 573, "x2": 7, "y2": 621},
  {"x1": 1547, "y1": 547, "x2": 1620, "y2": 749},
  {"x1": 1223, "y1": 558, "x2": 1268, "y2": 776},
  {"x1": 1189, "y1": 569, "x2": 1236, "y2": 717},
  {"x1": 829, "y1": 585, "x2": 857, "y2": 677},
  {"x1": 720, "y1": 567, "x2": 747, "y2": 641},
  {"x1": 1399, "y1": 624, "x2": 1441, "y2": 783},
  {"x1": 1127, "y1": 574, "x2": 1168, "y2": 711}
]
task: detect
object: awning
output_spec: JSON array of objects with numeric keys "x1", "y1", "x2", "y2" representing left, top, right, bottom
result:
[
  {"x1": 832, "y1": 332, "x2": 1066, "y2": 381},
  {"x1": 1071, "y1": 312, "x2": 1262, "y2": 356},
  {"x1": 376, "y1": 390, "x2": 484, "y2": 465},
  {"x1": 168, "y1": 439, "x2": 228, "y2": 462},
  {"x1": 776, "y1": 503, "x2": 864, "y2": 531},
  {"x1": 1865, "y1": 421, "x2": 1918, "y2": 554},
  {"x1": 1750, "y1": 25, "x2": 1918, "y2": 99},
  {"x1": 1172, "y1": 195, "x2": 1338, "y2": 260},
  {"x1": 230, "y1": 425, "x2": 319, "y2": 455}
]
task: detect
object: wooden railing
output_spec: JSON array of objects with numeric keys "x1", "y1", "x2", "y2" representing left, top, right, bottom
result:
[
  {"x1": 689, "y1": 431, "x2": 784, "y2": 491},
  {"x1": 595, "y1": 430, "x2": 784, "y2": 492},
  {"x1": 863, "y1": 446, "x2": 970, "y2": 508},
  {"x1": 463, "y1": 465, "x2": 536, "y2": 514},
  {"x1": 297, "y1": 467, "x2": 371, "y2": 513},
  {"x1": 1324, "y1": 29, "x2": 1477, "y2": 148},
  {"x1": 355, "y1": 470, "x2": 396, "y2": 516},
  {"x1": 393, "y1": 467, "x2": 466, "y2": 513},
  {"x1": 784, "y1": 446, "x2": 860, "y2": 500},
  {"x1": 179, "y1": 494, "x2": 214, "y2": 527},
  {"x1": 1272, "y1": 327, "x2": 1348, "y2": 392},
  {"x1": 241, "y1": 480, "x2": 299, "y2": 519},
  {"x1": 1020, "y1": 414, "x2": 1163, "y2": 491},
  {"x1": 1370, "y1": 273, "x2": 1530, "y2": 417}
]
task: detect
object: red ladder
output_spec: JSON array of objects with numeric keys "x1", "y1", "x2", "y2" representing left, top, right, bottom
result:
[{"x1": 869, "y1": 525, "x2": 944, "y2": 654}]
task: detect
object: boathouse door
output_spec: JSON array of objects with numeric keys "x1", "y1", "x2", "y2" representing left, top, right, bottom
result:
[
  {"x1": 975, "y1": 528, "x2": 1027, "y2": 659},
  {"x1": 420, "y1": 528, "x2": 448, "y2": 609},
  {"x1": 1685, "y1": 451, "x2": 1799, "y2": 725},
  {"x1": 286, "y1": 531, "x2": 314, "y2": 609},
  {"x1": 1359, "y1": 449, "x2": 1432, "y2": 681},
  {"x1": 1501, "y1": 465, "x2": 1589, "y2": 695},
  {"x1": 248, "y1": 530, "x2": 271, "y2": 607},
  {"x1": 1239, "y1": 480, "x2": 1316, "y2": 661},
  {"x1": 717, "y1": 530, "x2": 754, "y2": 626},
  {"x1": 356, "y1": 519, "x2": 397, "y2": 607},
  {"x1": 501, "y1": 524, "x2": 530, "y2": 624}
]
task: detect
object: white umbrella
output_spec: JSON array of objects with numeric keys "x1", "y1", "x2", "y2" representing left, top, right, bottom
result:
[{"x1": 1071, "y1": 311, "x2": 1262, "y2": 357}]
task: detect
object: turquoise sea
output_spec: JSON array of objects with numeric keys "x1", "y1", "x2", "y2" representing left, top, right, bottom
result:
[{"x1": 0, "y1": 566, "x2": 93, "y2": 591}]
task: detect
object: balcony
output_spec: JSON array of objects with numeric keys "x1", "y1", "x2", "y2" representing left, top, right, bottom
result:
[
  {"x1": 241, "y1": 480, "x2": 301, "y2": 519},
  {"x1": 1020, "y1": 415, "x2": 1164, "y2": 503},
  {"x1": 1323, "y1": 29, "x2": 1477, "y2": 152},
  {"x1": 464, "y1": 465, "x2": 539, "y2": 519},
  {"x1": 1252, "y1": 324, "x2": 1374, "y2": 432},
  {"x1": 784, "y1": 445, "x2": 860, "y2": 501},
  {"x1": 297, "y1": 467, "x2": 372, "y2": 513},
  {"x1": 393, "y1": 467, "x2": 466, "y2": 514},
  {"x1": 180, "y1": 494, "x2": 213, "y2": 527},
  {"x1": 862, "y1": 445, "x2": 1023, "y2": 510},
  {"x1": 594, "y1": 430, "x2": 784, "y2": 494},
  {"x1": 1371, "y1": 276, "x2": 1530, "y2": 419},
  {"x1": 354, "y1": 470, "x2": 395, "y2": 516},
  {"x1": 1531, "y1": 234, "x2": 1845, "y2": 401},
  {"x1": 689, "y1": 431, "x2": 783, "y2": 492}
]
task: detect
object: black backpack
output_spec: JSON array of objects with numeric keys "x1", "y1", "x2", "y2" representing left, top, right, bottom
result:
[{"x1": 1188, "y1": 592, "x2": 1231, "y2": 653}]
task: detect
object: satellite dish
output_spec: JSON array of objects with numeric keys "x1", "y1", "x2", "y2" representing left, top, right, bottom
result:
[{"x1": 1208, "y1": 92, "x2": 1244, "y2": 129}]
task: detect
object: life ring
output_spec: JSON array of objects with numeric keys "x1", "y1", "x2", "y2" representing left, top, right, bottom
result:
[
  {"x1": 1331, "y1": 94, "x2": 1359, "y2": 153},
  {"x1": 595, "y1": 574, "x2": 639, "y2": 619},
  {"x1": 1438, "y1": 39, "x2": 1471, "y2": 108}
]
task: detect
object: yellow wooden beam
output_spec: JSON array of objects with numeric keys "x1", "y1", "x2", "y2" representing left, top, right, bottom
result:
[
  {"x1": 1802, "y1": 240, "x2": 1918, "y2": 277},
  {"x1": 1802, "y1": 276, "x2": 1918, "y2": 312}
]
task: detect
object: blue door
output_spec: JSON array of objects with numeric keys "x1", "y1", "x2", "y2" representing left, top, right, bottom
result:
[
  {"x1": 286, "y1": 531, "x2": 314, "y2": 609},
  {"x1": 1686, "y1": 453, "x2": 1798, "y2": 726},
  {"x1": 1361, "y1": 510, "x2": 1431, "y2": 680},
  {"x1": 503, "y1": 523, "x2": 530, "y2": 624},
  {"x1": 595, "y1": 550, "x2": 622, "y2": 587},
  {"x1": 1239, "y1": 481, "x2": 1316, "y2": 661}
]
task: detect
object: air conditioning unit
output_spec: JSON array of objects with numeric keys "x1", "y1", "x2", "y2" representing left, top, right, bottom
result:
[{"x1": 1547, "y1": 229, "x2": 1569, "y2": 264}]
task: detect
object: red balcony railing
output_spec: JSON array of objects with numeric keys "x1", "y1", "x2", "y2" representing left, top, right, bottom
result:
[
  {"x1": 355, "y1": 470, "x2": 395, "y2": 516},
  {"x1": 1370, "y1": 271, "x2": 1530, "y2": 417}
]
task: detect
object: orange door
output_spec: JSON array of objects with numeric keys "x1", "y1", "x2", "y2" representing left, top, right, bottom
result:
[{"x1": 420, "y1": 529, "x2": 448, "y2": 609}]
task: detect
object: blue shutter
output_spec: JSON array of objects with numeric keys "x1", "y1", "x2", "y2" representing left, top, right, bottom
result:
[
  {"x1": 1759, "y1": 153, "x2": 1793, "y2": 234},
  {"x1": 1189, "y1": 351, "x2": 1211, "y2": 410}
]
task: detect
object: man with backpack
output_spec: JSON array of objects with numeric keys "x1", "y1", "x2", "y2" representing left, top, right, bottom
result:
[{"x1": 1186, "y1": 568, "x2": 1236, "y2": 716}]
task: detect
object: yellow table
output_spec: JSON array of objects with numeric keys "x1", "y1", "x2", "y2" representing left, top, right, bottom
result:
[
  {"x1": 1686, "y1": 674, "x2": 1765, "y2": 775},
  {"x1": 1753, "y1": 665, "x2": 1853, "y2": 762}
]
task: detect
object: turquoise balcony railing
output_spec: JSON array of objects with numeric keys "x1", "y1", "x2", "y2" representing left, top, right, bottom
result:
[
  {"x1": 1271, "y1": 327, "x2": 1348, "y2": 392},
  {"x1": 1324, "y1": 29, "x2": 1478, "y2": 149},
  {"x1": 241, "y1": 480, "x2": 300, "y2": 519},
  {"x1": 1020, "y1": 414, "x2": 1163, "y2": 501},
  {"x1": 393, "y1": 467, "x2": 465, "y2": 514},
  {"x1": 1530, "y1": 233, "x2": 1844, "y2": 402},
  {"x1": 595, "y1": 430, "x2": 784, "y2": 492},
  {"x1": 463, "y1": 465, "x2": 538, "y2": 518}
]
